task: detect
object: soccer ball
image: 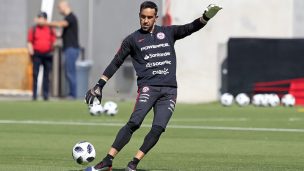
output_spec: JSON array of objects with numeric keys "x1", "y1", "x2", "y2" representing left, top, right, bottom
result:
[
  {"x1": 252, "y1": 94, "x2": 271, "y2": 107},
  {"x1": 103, "y1": 101, "x2": 118, "y2": 116},
  {"x1": 89, "y1": 104, "x2": 104, "y2": 116},
  {"x1": 72, "y1": 141, "x2": 96, "y2": 165},
  {"x1": 251, "y1": 94, "x2": 263, "y2": 106},
  {"x1": 260, "y1": 94, "x2": 269, "y2": 107},
  {"x1": 220, "y1": 93, "x2": 234, "y2": 106},
  {"x1": 89, "y1": 99, "x2": 104, "y2": 116},
  {"x1": 235, "y1": 93, "x2": 250, "y2": 106},
  {"x1": 267, "y1": 94, "x2": 280, "y2": 107},
  {"x1": 252, "y1": 94, "x2": 263, "y2": 106},
  {"x1": 281, "y1": 94, "x2": 296, "y2": 107}
]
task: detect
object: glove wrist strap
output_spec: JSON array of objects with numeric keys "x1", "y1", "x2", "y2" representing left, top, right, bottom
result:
[
  {"x1": 202, "y1": 13, "x2": 210, "y2": 22},
  {"x1": 97, "y1": 79, "x2": 106, "y2": 89}
]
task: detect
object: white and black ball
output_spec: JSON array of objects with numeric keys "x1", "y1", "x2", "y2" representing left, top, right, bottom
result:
[{"x1": 72, "y1": 141, "x2": 96, "y2": 165}]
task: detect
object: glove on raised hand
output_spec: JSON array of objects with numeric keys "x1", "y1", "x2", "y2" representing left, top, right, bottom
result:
[{"x1": 202, "y1": 4, "x2": 222, "y2": 22}]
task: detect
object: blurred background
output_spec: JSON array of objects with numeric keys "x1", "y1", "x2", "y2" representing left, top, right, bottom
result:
[{"x1": 1, "y1": 0, "x2": 304, "y2": 103}]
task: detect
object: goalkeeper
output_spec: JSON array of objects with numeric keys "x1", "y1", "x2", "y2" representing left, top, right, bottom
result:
[{"x1": 85, "y1": 1, "x2": 222, "y2": 171}]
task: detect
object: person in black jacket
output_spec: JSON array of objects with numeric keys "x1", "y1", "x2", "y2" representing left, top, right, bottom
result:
[
  {"x1": 85, "y1": 1, "x2": 222, "y2": 171},
  {"x1": 39, "y1": 0, "x2": 80, "y2": 99}
]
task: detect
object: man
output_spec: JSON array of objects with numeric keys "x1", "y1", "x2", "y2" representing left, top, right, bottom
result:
[
  {"x1": 85, "y1": 1, "x2": 222, "y2": 171},
  {"x1": 45, "y1": 0, "x2": 80, "y2": 99},
  {"x1": 28, "y1": 11, "x2": 56, "y2": 101}
]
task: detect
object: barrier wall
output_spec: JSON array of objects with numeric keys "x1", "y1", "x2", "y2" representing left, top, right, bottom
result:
[
  {"x1": 227, "y1": 38, "x2": 304, "y2": 96},
  {"x1": 0, "y1": 48, "x2": 32, "y2": 95}
]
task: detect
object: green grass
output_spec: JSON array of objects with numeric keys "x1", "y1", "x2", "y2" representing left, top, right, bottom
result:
[{"x1": 0, "y1": 100, "x2": 304, "y2": 171}]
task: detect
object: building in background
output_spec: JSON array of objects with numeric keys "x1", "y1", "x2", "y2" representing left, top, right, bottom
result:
[{"x1": 1, "y1": 0, "x2": 304, "y2": 103}]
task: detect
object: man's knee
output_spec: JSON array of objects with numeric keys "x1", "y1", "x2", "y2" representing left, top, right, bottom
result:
[
  {"x1": 150, "y1": 125, "x2": 165, "y2": 136},
  {"x1": 126, "y1": 121, "x2": 141, "y2": 133}
]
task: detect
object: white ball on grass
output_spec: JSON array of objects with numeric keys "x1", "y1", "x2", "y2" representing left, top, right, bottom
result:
[
  {"x1": 220, "y1": 93, "x2": 234, "y2": 106},
  {"x1": 252, "y1": 94, "x2": 263, "y2": 106},
  {"x1": 235, "y1": 93, "x2": 250, "y2": 106},
  {"x1": 72, "y1": 141, "x2": 96, "y2": 165},
  {"x1": 268, "y1": 94, "x2": 280, "y2": 107},
  {"x1": 281, "y1": 94, "x2": 295, "y2": 107},
  {"x1": 89, "y1": 104, "x2": 104, "y2": 116},
  {"x1": 103, "y1": 101, "x2": 118, "y2": 116}
]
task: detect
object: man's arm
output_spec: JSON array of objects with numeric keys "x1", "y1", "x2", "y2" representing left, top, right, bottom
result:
[
  {"x1": 172, "y1": 4, "x2": 222, "y2": 40},
  {"x1": 85, "y1": 36, "x2": 132, "y2": 105},
  {"x1": 171, "y1": 18, "x2": 206, "y2": 40},
  {"x1": 27, "y1": 42, "x2": 34, "y2": 56},
  {"x1": 50, "y1": 28, "x2": 57, "y2": 46},
  {"x1": 27, "y1": 28, "x2": 34, "y2": 56},
  {"x1": 48, "y1": 20, "x2": 69, "y2": 28},
  {"x1": 102, "y1": 39, "x2": 131, "y2": 80},
  {"x1": 34, "y1": 17, "x2": 69, "y2": 28}
]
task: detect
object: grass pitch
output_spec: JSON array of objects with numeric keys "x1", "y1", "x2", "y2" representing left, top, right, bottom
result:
[{"x1": 0, "y1": 100, "x2": 304, "y2": 171}]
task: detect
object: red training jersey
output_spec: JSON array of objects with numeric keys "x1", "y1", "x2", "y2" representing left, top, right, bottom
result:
[{"x1": 28, "y1": 26, "x2": 56, "y2": 53}]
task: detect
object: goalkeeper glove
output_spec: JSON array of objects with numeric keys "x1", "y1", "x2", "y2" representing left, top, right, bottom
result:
[
  {"x1": 85, "y1": 79, "x2": 106, "y2": 105},
  {"x1": 202, "y1": 4, "x2": 222, "y2": 22}
]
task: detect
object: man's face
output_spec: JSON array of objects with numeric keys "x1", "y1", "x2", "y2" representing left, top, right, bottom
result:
[
  {"x1": 139, "y1": 8, "x2": 158, "y2": 32},
  {"x1": 36, "y1": 17, "x2": 46, "y2": 26},
  {"x1": 58, "y1": 3, "x2": 65, "y2": 15}
]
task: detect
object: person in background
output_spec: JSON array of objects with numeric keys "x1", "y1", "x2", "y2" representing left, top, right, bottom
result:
[
  {"x1": 28, "y1": 11, "x2": 56, "y2": 101},
  {"x1": 40, "y1": 0, "x2": 80, "y2": 99}
]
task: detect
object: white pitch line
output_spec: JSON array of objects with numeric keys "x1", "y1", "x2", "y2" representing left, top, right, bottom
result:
[
  {"x1": 288, "y1": 118, "x2": 303, "y2": 122},
  {"x1": 0, "y1": 120, "x2": 304, "y2": 133},
  {"x1": 168, "y1": 118, "x2": 249, "y2": 122}
]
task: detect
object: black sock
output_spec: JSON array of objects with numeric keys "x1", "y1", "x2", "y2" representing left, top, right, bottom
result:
[{"x1": 132, "y1": 157, "x2": 140, "y2": 165}]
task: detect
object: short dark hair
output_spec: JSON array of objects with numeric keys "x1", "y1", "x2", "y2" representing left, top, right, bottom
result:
[
  {"x1": 140, "y1": 1, "x2": 158, "y2": 15},
  {"x1": 37, "y1": 11, "x2": 47, "y2": 19}
]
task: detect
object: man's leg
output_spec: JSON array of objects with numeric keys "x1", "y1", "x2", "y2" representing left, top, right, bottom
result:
[
  {"x1": 112, "y1": 86, "x2": 160, "y2": 152},
  {"x1": 126, "y1": 87, "x2": 177, "y2": 170},
  {"x1": 88, "y1": 86, "x2": 159, "y2": 171},
  {"x1": 92, "y1": 121, "x2": 148, "y2": 171},
  {"x1": 64, "y1": 47, "x2": 79, "y2": 98},
  {"x1": 42, "y1": 54, "x2": 52, "y2": 100},
  {"x1": 32, "y1": 54, "x2": 41, "y2": 101}
]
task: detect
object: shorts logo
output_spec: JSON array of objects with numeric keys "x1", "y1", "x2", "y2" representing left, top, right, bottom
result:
[
  {"x1": 142, "y1": 86, "x2": 150, "y2": 93},
  {"x1": 156, "y1": 32, "x2": 165, "y2": 40},
  {"x1": 139, "y1": 93, "x2": 150, "y2": 103},
  {"x1": 168, "y1": 99, "x2": 176, "y2": 112}
]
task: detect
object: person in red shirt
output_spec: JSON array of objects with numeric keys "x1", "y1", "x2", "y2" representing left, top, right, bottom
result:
[{"x1": 27, "y1": 12, "x2": 56, "y2": 101}]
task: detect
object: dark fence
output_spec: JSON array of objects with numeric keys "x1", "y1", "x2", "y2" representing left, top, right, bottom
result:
[{"x1": 225, "y1": 38, "x2": 304, "y2": 96}]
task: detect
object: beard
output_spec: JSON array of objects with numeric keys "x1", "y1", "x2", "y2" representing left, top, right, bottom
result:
[{"x1": 141, "y1": 24, "x2": 154, "y2": 32}]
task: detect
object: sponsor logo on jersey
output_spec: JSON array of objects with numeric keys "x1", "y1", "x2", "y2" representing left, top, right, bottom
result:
[
  {"x1": 156, "y1": 32, "x2": 165, "y2": 40},
  {"x1": 137, "y1": 38, "x2": 145, "y2": 43},
  {"x1": 141, "y1": 43, "x2": 170, "y2": 51},
  {"x1": 152, "y1": 68, "x2": 169, "y2": 75},
  {"x1": 146, "y1": 60, "x2": 172, "y2": 68},
  {"x1": 144, "y1": 52, "x2": 171, "y2": 60}
]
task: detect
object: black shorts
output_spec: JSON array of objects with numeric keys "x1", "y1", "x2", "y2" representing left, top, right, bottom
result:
[{"x1": 128, "y1": 86, "x2": 177, "y2": 129}]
